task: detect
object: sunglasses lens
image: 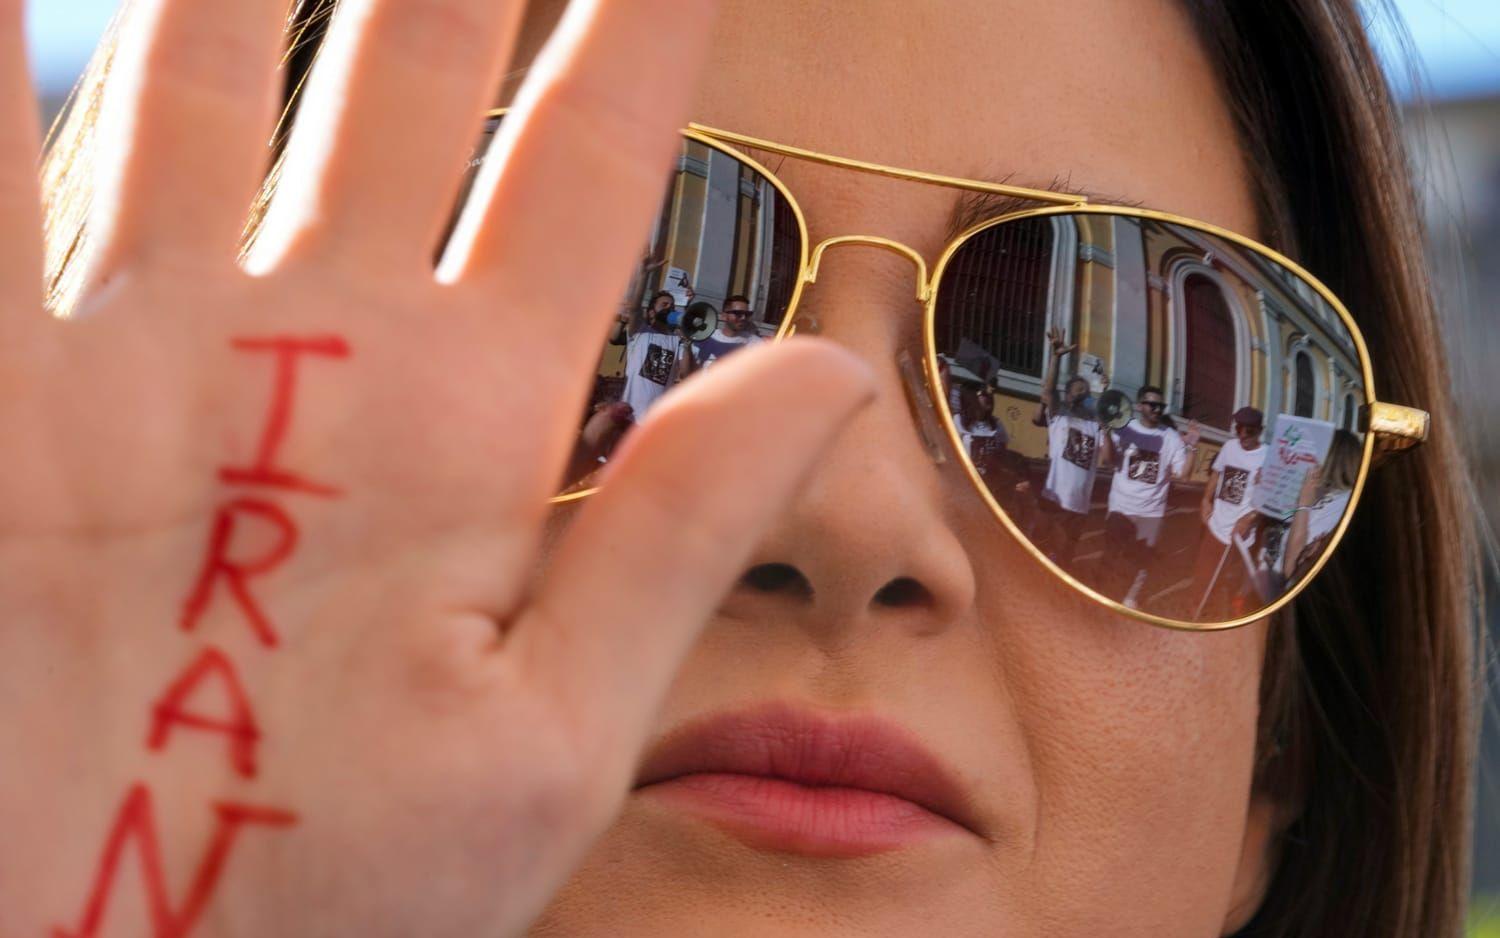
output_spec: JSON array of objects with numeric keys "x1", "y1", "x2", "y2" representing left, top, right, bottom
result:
[
  {"x1": 932, "y1": 212, "x2": 1368, "y2": 624},
  {"x1": 452, "y1": 117, "x2": 803, "y2": 495}
]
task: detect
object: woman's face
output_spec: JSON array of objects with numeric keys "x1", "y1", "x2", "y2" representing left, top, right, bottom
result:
[{"x1": 526, "y1": 1, "x2": 1279, "y2": 934}]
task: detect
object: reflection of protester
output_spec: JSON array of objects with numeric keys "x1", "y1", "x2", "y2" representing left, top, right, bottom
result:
[
  {"x1": 1281, "y1": 429, "x2": 1362, "y2": 583},
  {"x1": 688, "y1": 294, "x2": 763, "y2": 372},
  {"x1": 955, "y1": 382, "x2": 1011, "y2": 480},
  {"x1": 940, "y1": 340, "x2": 1000, "y2": 418},
  {"x1": 1188, "y1": 407, "x2": 1267, "y2": 618},
  {"x1": 940, "y1": 343, "x2": 1023, "y2": 494},
  {"x1": 1100, "y1": 386, "x2": 1200, "y2": 609},
  {"x1": 1033, "y1": 326, "x2": 1105, "y2": 564},
  {"x1": 612, "y1": 289, "x2": 689, "y2": 421}
]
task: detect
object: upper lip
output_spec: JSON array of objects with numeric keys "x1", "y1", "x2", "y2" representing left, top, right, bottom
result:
[{"x1": 633, "y1": 702, "x2": 984, "y2": 836}]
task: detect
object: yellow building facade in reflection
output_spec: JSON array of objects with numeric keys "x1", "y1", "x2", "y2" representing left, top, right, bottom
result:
[{"x1": 942, "y1": 214, "x2": 1366, "y2": 476}]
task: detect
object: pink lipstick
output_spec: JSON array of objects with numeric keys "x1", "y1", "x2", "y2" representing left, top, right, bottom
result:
[{"x1": 633, "y1": 702, "x2": 979, "y2": 858}]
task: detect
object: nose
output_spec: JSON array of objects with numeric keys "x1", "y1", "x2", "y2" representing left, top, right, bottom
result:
[{"x1": 737, "y1": 247, "x2": 977, "y2": 644}]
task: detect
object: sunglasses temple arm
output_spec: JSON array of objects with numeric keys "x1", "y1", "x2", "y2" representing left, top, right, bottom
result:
[
  {"x1": 1364, "y1": 402, "x2": 1430, "y2": 467},
  {"x1": 897, "y1": 350, "x2": 950, "y2": 466}
]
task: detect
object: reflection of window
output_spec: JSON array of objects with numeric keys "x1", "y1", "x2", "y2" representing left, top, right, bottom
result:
[
  {"x1": 1342, "y1": 392, "x2": 1358, "y2": 431},
  {"x1": 1294, "y1": 350, "x2": 1316, "y2": 417},
  {"x1": 934, "y1": 218, "x2": 1054, "y2": 377},
  {"x1": 1181, "y1": 274, "x2": 1236, "y2": 428},
  {"x1": 763, "y1": 190, "x2": 799, "y2": 328}
]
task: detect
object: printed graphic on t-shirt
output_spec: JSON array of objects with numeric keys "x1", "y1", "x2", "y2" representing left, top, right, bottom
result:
[
  {"x1": 639, "y1": 344, "x2": 677, "y2": 386},
  {"x1": 1127, "y1": 448, "x2": 1161, "y2": 484},
  {"x1": 1219, "y1": 466, "x2": 1250, "y2": 505},
  {"x1": 1063, "y1": 428, "x2": 1096, "y2": 470}
]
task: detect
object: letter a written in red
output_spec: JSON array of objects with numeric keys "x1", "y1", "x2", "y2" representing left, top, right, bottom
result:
[
  {"x1": 179, "y1": 498, "x2": 298, "y2": 648},
  {"x1": 53, "y1": 783, "x2": 296, "y2": 938},
  {"x1": 147, "y1": 647, "x2": 262, "y2": 779}
]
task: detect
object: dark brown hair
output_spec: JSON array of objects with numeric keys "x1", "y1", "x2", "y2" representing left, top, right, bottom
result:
[
  {"x1": 1181, "y1": 2, "x2": 1479, "y2": 936},
  {"x1": 40, "y1": 1, "x2": 1479, "y2": 935}
]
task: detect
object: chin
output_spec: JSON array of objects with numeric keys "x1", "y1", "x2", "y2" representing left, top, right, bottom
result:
[{"x1": 525, "y1": 796, "x2": 1007, "y2": 938}]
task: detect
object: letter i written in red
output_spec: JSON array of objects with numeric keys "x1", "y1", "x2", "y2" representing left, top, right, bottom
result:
[{"x1": 219, "y1": 335, "x2": 350, "y2": 498}]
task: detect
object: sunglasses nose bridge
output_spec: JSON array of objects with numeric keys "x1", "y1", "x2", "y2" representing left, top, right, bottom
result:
[{"x1": 804, "y1": 236, "x2": 933, "y2": 303}]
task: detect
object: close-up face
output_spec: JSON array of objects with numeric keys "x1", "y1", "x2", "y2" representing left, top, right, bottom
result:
[
  {"x1": 722, "y1": 299, "x2": 752, "y2": 332},
  {"x1": 526, "y1": 0, "x2": 1276, "y2": 935},
  {"x1": 1137, "y1": 392, "x2": 1168, "y2": 428}
]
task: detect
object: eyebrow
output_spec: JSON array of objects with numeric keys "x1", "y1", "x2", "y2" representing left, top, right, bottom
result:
[{"x1": 945, "y1": 179, "x2": 1142, "y2": 242}]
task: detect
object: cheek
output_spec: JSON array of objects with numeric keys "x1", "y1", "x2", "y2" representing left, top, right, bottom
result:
[{"x1": 983, "y1": 573, "x2": 1265, "y2": 928}]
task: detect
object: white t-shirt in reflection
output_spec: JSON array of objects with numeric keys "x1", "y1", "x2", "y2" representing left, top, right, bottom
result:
[
  {"x1": 692, "y1": 328, "x2": 763, "y2": 370},
  {"x1": 622, "y1": 331, "x2": 686, "y2": 420},
  {"x1": 1207, "y1": 437, "x2": 1266, "y2": 544},
  {"x1": 1107, "y1": 419, "x2": 1189, "y2": 519},
  {"x1": 1043, "y1": 413, "x2": 1103, "y2": 514}
]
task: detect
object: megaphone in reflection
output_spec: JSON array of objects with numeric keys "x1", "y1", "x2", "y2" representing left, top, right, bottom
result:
[
  {"x1": 1096, "y1": 388, "x2": 1134, "y2": 430},
  {"x1": 659, "y1": 302, "x2": 720, "y2": 342}
]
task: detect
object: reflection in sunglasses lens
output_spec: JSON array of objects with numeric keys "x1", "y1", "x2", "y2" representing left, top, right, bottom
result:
[
  {"x1": 932, "y1": 212, "x2": 1366, "y2": 625},
  {"x1": 454, "y1": 119, "x2": 802, "y2": 497}
]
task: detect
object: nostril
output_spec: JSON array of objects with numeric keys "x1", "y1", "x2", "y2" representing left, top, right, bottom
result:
[
  {"x1": 740, "y1": 563, "x2": 814, "y2": 599},
  {"x1": 872, "y1": 576, "x2": 933, "y2": 608}
]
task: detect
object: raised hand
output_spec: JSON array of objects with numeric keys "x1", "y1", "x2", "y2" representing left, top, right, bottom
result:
[
  {"x1": 1046, "y1": 324, "x2": 1077, "y2": 359},
  {"x1": 0, "y1": 1, "x2": 872, "y2": 936}
]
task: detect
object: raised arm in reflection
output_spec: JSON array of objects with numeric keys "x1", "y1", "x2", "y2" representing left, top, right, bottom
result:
[{"x1": 1033, "y1": 327, "x2": 1106, "y2": 565}]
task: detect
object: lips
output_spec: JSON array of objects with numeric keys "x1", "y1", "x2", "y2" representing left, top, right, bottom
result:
[{"x1": 632, "y1": 702, "x2": 982, "y2": 857}]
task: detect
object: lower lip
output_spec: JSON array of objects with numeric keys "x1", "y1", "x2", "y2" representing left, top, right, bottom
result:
[{"x1": 639, "y1": 773, "x2": 961, "y2": 857}]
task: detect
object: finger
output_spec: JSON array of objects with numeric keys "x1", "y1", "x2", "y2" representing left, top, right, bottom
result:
[
  {"x1": 0, "y1": 0, "x2": 43, "y2": 324},
  {"x1": 508, "y1": 340, "x2": 875, "y2": 746},
  {"x1": 249, "y1": 0, "x2": 525, "y2": 272},
  {"x1": 438, "y1": 0, "x2": 715, "y2": 330},
  {"x1": 434, "y1": 0, "x2": 718, "y2": 506},
  {"x1": 86, "y1": 0, "x2": 288, "y2": 270}
]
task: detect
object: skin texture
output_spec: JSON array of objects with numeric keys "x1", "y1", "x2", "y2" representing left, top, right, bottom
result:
[
  {"x1": 523, "y1": 1, "x2": 1279, "y2": 935},
  {"x1": 0, "y1": 1, "x2": 874, "y2": 936},
  {"x1": 0, "y1": 0, "x2": 1286, "y2": 935}
]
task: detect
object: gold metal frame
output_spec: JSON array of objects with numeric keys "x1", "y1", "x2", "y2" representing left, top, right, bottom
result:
[{"x1": 501, "y1": 108, "x2": 1431, "y2": 631}]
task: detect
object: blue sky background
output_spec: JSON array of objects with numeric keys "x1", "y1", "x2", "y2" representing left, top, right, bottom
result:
[{"x1": 21, "y1": 0, "x2": 1500, "y2": 99}]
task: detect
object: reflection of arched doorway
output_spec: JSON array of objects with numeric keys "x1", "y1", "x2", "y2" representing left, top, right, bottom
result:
[
  {"x1": 935, "y1": 217, "x2": 1055, "y2": 378},
  {"x1": 1181, "y1": 274, "x2": 1236, "y2": 428},
  {"x1": 1293, "y1": 350, "x2": 1316, "y2": 417}
]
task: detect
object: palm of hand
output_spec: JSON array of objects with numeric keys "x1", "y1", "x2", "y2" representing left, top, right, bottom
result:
[
  {"x1": 0, "y1": 2, "x2": 872, "y2": 935},
  {"x1": 0, "y1": 205, "x2": 666, "y2": 938}
]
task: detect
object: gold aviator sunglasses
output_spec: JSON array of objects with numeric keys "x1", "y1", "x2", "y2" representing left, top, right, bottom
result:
[{"x1": 467, "y1": 109, "x2": 1429, "y2": 632}]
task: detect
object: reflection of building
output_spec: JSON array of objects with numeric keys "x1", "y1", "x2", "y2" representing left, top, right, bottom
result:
[
  {"x1": 628, "y1": 140, "x2": 798, "y2": 331},
  {"x1": 598, "y1": 140, "x2": 797, "y2": 389},
  {"x1": 937, "y1": 214, "x2": 1367, "y2": 469}
]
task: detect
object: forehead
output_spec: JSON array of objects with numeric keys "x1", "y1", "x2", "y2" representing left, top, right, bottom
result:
[
  {"x1": 508, "y1": 1, "x2": 1258, "y2": 246},
  {"x1": 693, "y1": 0, "x2": 1256, "y2": 238}
]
